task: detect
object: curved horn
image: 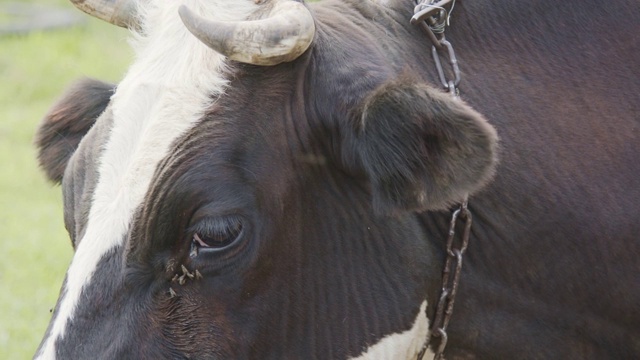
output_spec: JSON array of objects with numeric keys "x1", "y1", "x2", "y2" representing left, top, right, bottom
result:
[
  {"x1": 70, "y1": 0, "x2": 138, "y2": 28},
  {"x1": 178, "y1": 1, "x2": 316, "y2": 66}
]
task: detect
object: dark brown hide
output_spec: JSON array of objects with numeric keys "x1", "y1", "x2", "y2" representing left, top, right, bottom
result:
[
  {"x1": 32, "y1": 0, "x2": 640, "y2": 358},
  {"x1": 420, "y1": 0, "x2": 640, "y2": 358},
  {"x1": 350, "y1": 78, "x2": 497, "y2": 214}
]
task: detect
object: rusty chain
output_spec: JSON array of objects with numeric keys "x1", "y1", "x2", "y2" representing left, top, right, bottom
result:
[
  {"x1": 411, "y1": 0, "x2": 460, "y2": 97},
  {"x1": 417, "y1": 200, "x2": 472, "y2": 360},
  {"x1": 412, "y1": 2, "x2": 470, "y2": 359}
]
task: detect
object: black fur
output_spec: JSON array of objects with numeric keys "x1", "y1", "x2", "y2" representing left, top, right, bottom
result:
[{"x1": 349, "y1": 78, "x2": 498, "y2": 214}]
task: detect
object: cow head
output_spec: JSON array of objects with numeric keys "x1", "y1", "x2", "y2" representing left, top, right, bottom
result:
[{"x1": 35, "y1": 0, "x2": 497, "y2": 358}]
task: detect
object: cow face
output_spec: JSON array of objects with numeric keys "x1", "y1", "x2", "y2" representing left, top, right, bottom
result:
[{"x1": 34, "y1": 0, "x2": 497, "y2": 359}]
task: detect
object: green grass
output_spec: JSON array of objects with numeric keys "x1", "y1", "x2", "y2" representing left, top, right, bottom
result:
[{"x1": 0, "y1": 1, "x2": 131, "y2": 357}]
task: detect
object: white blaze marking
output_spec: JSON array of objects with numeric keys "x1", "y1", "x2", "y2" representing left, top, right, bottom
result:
[
  {"x1": 349, "y1": 301, "x2": 434, "y2": 360},
  {"x1": 35, "y1": 1, "x2": 259, "y2": 359}
]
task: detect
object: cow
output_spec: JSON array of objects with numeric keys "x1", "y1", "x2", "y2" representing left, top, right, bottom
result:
[{"x1": 33, "y1": 0, "x2": 639, "y2": 358}]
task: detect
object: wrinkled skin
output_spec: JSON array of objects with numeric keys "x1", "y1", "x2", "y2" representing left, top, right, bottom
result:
[{"x1": 34, "y1": 0, "x2": 640, "y2": 359}]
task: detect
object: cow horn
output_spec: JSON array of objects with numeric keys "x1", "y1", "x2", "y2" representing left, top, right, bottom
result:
[
  {"x1": 69, "y1": 0, "x2": 138, "y2": 28},
  {"x1": 178, "y1": 1, "x2": 316, "y2": 66}
]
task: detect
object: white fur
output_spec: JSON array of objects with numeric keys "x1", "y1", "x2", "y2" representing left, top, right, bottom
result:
[
  {"x1": 35, "y1": 1, "x2": 260, "y2": 359},
  {"x1": 371, "y1": 0, "x2": 394, "y2": 6},
  {"x1": 349, "y1": 301, "x2": 434, "y2": 360}
]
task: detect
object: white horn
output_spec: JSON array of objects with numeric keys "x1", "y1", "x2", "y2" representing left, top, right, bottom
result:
[
  {"x1": 178, "y1": 1, "x2": 316, "y2": 66},
  {"x1": 70, "y1": 0, "x2": 138, "y2": 28}
]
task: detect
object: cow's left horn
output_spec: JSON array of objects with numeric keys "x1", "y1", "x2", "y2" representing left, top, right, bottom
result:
[
  {"x1": 70, "y1": 0, "x2": 138, "y2": 28},
  {"x1": 178, "y1": 1, "x2": 315, "y2": 66}
]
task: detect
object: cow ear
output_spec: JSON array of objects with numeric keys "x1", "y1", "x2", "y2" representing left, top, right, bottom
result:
[
  {"x1": 35, "y1": 78, "x2": 114, "y2": 183},
  {"x1": 347, "y1": 79, "x2": 498, "y2": 215}
]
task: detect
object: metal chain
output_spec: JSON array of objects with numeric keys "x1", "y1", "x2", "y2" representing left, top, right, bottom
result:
[
  {"x1": 417, "y1": 200, "x2": 472, "y2": 360},
  {"x1": 411, "y1": 0, "x2": 461, "y2": 97},
  {"x1": 411, "y1": 3, "x2": 469, "y2": 358}
]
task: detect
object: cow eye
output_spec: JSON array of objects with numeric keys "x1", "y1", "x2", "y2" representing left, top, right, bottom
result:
[{"x1": 192, "y1": 216, "x2": 244, "y2": 250}]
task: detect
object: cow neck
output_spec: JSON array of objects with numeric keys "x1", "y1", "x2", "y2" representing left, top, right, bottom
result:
[{"x1": 411, "y1": 1, "x2": 472, "y2": 360}]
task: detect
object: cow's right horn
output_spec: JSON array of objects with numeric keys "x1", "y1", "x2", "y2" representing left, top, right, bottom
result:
[
  {"x1": 178, "y1": 1, "x2": 316, "y2": 66},
  {"x1": 69, "y1": 0, "x2": 138, "y2": 28}
]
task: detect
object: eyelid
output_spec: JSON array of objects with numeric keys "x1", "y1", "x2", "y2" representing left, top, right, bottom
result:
[
  {"x1": 189, "y1": 208, "x2": 246, "y2": 227},
  {"x1": 187, "y1": 215, "x2": 252, "y2": 270},
  {"x1": 190, "y1": 215, "x2": 243, "y2": 234},
  {"x1": 189, "y1": 214, "x2": 245, "y2": 251}
]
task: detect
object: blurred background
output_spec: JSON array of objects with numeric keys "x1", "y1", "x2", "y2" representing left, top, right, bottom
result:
[{"x1": 0, "y1": 0, "x2": 131, "y2": 357}]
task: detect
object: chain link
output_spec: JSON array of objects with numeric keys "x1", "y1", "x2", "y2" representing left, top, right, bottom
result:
[
  {"x1": 411, "y1": 0, "x2": 460, "y2": 96},
  {"x1": 417, "y1": 200, "x2": 471, "y2": 360}
]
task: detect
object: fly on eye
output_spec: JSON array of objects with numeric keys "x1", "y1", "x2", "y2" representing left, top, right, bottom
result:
[{"x1": 192, "y1": 215, "x2": 244, "y2": 250}]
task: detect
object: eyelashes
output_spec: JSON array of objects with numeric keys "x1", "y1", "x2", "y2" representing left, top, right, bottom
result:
[{"x1": 190, "y1": 215, "x2": 244, "y2": 251}]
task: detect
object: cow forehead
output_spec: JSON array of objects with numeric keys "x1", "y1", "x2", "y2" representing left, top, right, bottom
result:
[{"x1": 36, "y1": 1, "x2": 260, "y2": 358}]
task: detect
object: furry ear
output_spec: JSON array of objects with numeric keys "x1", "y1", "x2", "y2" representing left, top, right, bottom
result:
[
  {"x1": 35, "y1": 78, "x2": 114, "y2": 183},
  {"x1": 347, "y1": 78, "x2": 498, "y2": 214}
]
